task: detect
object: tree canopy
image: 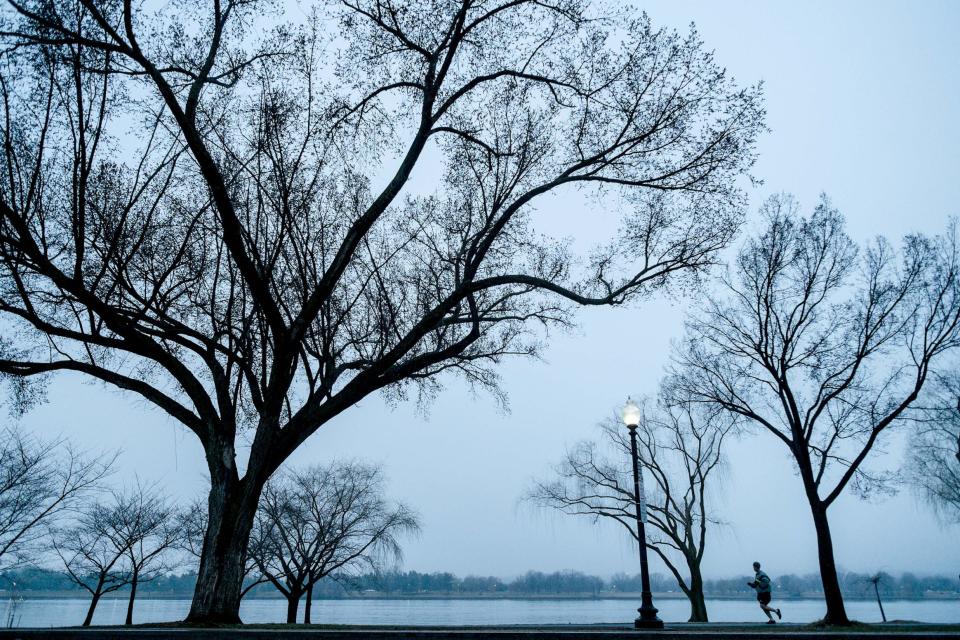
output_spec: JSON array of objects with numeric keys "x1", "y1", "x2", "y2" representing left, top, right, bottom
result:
[{"x1": 0, "y1": 0, "x2": 763, "y2": 621}]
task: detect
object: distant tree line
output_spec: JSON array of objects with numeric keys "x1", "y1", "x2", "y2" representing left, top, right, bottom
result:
[
  {"x1": 339, "y1": 570, "x2": 608, "y2": 596},
  {"x1": 3, "y1": 568, "x2": 957, "y2": 600},
  {"x1": 0, "y1": 566, "x2": 196, "y2": 595}
]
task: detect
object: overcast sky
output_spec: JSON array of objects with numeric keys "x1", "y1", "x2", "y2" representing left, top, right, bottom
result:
[{"x1": 17, "y1": 0, "x2": 960, "y2": 581}]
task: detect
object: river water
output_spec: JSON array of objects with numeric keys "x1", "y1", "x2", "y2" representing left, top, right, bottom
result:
[{"x1": 2, "y1": 597, "x2": 958, "y2": 628}]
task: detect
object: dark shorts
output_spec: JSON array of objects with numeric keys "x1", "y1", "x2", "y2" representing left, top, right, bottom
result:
[{"x1": 757, "y1": 592, "x2": 772, "y2": 605}]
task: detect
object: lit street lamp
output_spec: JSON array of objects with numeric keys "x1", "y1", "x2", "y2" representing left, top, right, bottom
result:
[{"x1": 621, "y1": 397, "x2": 664, "y2": 630}]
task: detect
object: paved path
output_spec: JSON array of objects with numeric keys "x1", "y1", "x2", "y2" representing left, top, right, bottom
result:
[{"x1": 1, "y1": 624, "x2": 959, "y2": 640}]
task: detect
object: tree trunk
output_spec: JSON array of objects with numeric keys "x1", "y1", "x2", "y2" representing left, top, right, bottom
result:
[
  {"x1": 304, "y1": 580, "x2": 314, "y2": 624},
  {"x1": 686, "y1": 562, "x2": 708, "y2": 622},
  {"x1": 125, "y1": 569, "x2": 139, "y2": 625},
  {"x1": 83, "y1": 583, "x2": 103, "y2": 627},
  {"x1": 810, "y1": 503, "x2": 850, "y2": 625},
  {"x1": 186, "y1": 460, "x2": 261, "y2": 624},
  {"x1": 874, "y1": 583, "x2": 886, "y2": 622},
  {"x1": 286, "y1": 592, "x2": 301, "y2": 624}
]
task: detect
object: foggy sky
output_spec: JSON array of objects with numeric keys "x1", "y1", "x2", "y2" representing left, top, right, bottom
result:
[{"x1": 17, "y1": 0, "x2": 960, "y2": 580}]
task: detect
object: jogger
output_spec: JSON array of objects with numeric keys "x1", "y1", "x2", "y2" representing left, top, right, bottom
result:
[{"x1": 748, "y1": 561, "x2": 782, "y2": 623}]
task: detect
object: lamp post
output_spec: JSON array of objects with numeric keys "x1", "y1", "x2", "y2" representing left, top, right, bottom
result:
[{"x1": 621, "y1": 397, "x2": 664, "y2": 630}]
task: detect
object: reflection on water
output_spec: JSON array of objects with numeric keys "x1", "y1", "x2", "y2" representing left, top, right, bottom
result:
[{"x1": 2, "y1": 597, "x2": 958, "y2": 628}]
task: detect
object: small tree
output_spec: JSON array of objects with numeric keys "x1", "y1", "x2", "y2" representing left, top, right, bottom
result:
[
  {"x1": 251, "y1": 461, "x2": 420, "y2": 624},
  {"x1": 0, "y1": 428, "x2": 113, "y2": 569},
  {"x1": 54, "y1": 499, "x2": 133, "y2": 626},
  {"x1": 867, "y1": 573, "x2": 887, "y2": 623},
  {"x1": 528, "y1": 397, "x2": 734, "y2": 622},
  {"x1": 672, "y1": 195, "x2": 960, "y2": 624},
  {"x1": 114, "y1": 485, "x2": 181, "y2": 625}
]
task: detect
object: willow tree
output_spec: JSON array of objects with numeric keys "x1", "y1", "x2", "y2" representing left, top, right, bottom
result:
[
  {"x1": 0, "y1": 0, "x2": 763, "y2": 622},
  {"x1": 907, "y1": 374, "x2": 960, "y2": 522},
  {"x1": 251, "y1": 461, "x2": 420, "y2": 624},
  {"x1": 672, "y1": 195, "x2": 960, "y2": 624}
]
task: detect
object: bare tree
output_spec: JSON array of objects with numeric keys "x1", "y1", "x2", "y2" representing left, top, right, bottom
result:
[
  {"x1": 866, "y1": 573, "x2": 887, "y2": 623},
  {"x1": 114, "y1": 484, "x2": 181, "y2": 626},
  {"x1": 53, "y1": 498, "x2": 133, "y2": 626},
  {"x1": 0, "y1": 428, "x2": 113, "y2": 568},
  {"x1": 251, "y1": 461, "x2": 420, "y2": 624},
  {"x1": 907, "y1": 374, "x2": 960, "y2": 522},
  {"x1": 671, "y1": 195, "x2": 960, "y2": 624},
  {"x1": 0, "y1": 0, "x2": 764, "y2": 621},
  {"x1": 528, "y1": 397, "x2": 734, "y2": 622}
]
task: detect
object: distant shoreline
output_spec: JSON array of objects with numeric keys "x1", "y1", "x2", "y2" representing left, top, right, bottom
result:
[{"x1": 1, "y1": 592, "x2": 957, "y2": 602}]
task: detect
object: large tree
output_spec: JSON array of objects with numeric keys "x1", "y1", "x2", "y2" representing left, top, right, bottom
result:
[
  {"x1": 528, "y1": 398, "x2": 734, "y2": 622},
  {"x1": 0, "y1": 0, "x2": 763, "y2": 622},
  {"x1": 180, "y1": 497, "x2": 269, "y2": 599},
  {"x1": 671, "y1": 195, "x2": 960, "y2": 624}
]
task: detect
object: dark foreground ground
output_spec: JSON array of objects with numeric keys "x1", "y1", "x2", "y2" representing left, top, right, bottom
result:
[{"x1": 1, "y1": 623, "x2": 959, "y2": 640}]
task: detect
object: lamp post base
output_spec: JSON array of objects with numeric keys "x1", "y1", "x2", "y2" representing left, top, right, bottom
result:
[
  {"x1": 635, "y1": 606, "x2": 664, "y2": 630},
  {"x1": 634, "y1": 617, "x2": 664, "y2": 630}
]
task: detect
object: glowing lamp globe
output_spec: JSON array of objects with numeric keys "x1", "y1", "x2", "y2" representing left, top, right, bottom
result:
[{"x1": 621, "y1": 397, "x2": 641, "y2": 427}]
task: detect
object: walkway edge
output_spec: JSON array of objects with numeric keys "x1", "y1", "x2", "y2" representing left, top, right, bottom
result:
[{"x1": 1, "y1": 628, "x2": 959, "y2": 640}]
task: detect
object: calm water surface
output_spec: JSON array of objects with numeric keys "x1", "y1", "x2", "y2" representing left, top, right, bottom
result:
[{"x1": 3, "y1": 597, "x2": 958, "y2": 628}]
